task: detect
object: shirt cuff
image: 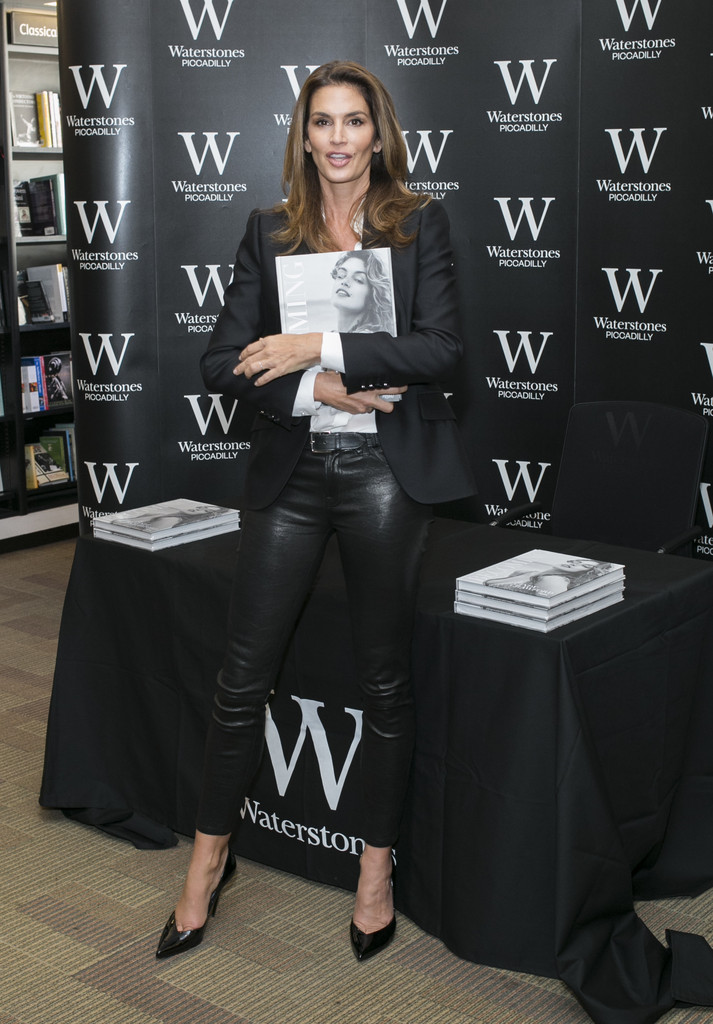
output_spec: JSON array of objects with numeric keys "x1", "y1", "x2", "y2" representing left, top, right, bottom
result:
[
  {"x1": 292, "y1": 366, "x2": 322, "y2": 417},
  {"x1": 321, "y1": 332, "x2": 345, "y2": 373}
]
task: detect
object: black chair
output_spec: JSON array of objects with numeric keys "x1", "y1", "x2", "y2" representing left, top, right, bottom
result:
[{"x1": 492, "y1": 401, "x2": 709, "y2": 554}]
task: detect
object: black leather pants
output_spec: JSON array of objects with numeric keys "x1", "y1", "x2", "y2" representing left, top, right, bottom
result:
[{"x1": 196, "y1": 437, "x2": 432, "y2": 847}]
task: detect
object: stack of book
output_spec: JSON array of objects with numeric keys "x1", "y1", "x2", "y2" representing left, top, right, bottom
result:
[
  {"x1": 92, "y1": 499, "x2": 241, "y2": 551},
  {"x1": 454, "y1": 549, "x2": 625, "y2": 632}
]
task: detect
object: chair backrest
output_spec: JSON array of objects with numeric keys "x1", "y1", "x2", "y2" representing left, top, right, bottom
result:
[{"x1": 550, "y1": 401, "x2": 708, "y2": 550}]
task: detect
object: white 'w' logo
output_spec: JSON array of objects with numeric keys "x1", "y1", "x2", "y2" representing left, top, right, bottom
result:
[
  {"x1": 494, "y1": 331, "x2": 552, "y2": 374},
  {"x1": 80, "y1": 333, "x2": 134, "y2": 375},
  {"x1": 395, "y1": 0, "x2": 448, "y2": 38},
  {"x1": 615, "y1": 0, "x2": 664, "y2": 31},
  {"x1": 493, "y1": 60, "x2": 557, "y2": 105},
  {"x1": 492, "y1": 460, "x2": 551, "y2": 502},
  {"x1": 182, "y1": 265, "x2": 229, "y2": 306},
  {"x1": 85, "y1": 462, "x2": 139, "y2": 503},
  {"x1": 494, "y1": 197, "x2": 555, "y2": 241},
  {"x1": 602, "y1": 267, "x2": 662, "y2": 313},
  {"x1": 184, "y1": 394, "x2": 238, "y2": 435},
  {"x1": 178, "y1": 0, "x2": 234, "y2": 40},
  {"x1": 264, "y1": 697, "x2": 363, "y2": 811},
  {"x1": 402, "y1": 130, "x2": 453, "y2": 174},
  {"x1": 68, "y1": 65, "x2": 127, "y2": 109},
  {"x1": 281, "y1": 65, "x2": 321, "y2": 100},
  {"x1": 178, "y1": 132, "x2": 240, "y2": 174},
  {"x1": 74, "y1": 201, "x2": 130, "y2": 244},
  {"x1": 605, "y1": 128, "x2": 666, "y2": 174},
  {"x1": 700, "y1": 482, "x2": 713, "y2": 530}
]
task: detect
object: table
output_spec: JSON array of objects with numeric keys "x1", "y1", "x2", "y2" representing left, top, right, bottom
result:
[{"x1": 40, "y1": 519, "x2": 713, "y2": 1023}]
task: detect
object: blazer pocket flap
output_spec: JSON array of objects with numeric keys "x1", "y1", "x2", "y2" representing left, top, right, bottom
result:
[{"x1": 418, "y1": 391, "x2": 456, "y2": 421}]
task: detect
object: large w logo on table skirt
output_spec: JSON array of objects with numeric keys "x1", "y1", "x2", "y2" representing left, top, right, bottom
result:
[{"x1": 264, "y1": 697, "x2": 363, "y2": 811}]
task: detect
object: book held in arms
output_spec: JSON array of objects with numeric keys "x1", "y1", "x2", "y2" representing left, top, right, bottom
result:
[
  {"x1": 454, "y1": 549, "x2": 625, "y2": 632},
  {"x1": 92, "y1": 498, "x2": 241, "y2": 551},
  {"x1": 275, "y1": 248, "x2": 399, "y2": 418},
  {"x1": 276, "y1": 248, "x2": 396, "y2": 336}
]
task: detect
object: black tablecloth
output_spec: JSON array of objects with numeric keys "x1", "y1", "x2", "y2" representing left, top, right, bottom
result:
[{"x1": 40, "y1": 520, "x2": 713, "y2": 1023}]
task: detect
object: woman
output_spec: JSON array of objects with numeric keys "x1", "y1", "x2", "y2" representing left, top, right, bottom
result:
[
  {"x1": 156, "y1": 60, "x2": 475, "y2": 963},
  {"x1": 330, "y1": 250, "x2": 396, "y2": 334}
]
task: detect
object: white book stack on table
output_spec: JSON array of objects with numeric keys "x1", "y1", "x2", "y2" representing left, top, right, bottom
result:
[
  {"x1": 454, "y1": 548, "x2": 625, "y2": 632},
  {"x1": 92, "y1": 498, "x2": 240, "y2": 551}
]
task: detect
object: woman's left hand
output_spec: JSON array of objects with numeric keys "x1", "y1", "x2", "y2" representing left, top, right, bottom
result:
[{"x1": 233, "y1": 333, "x2": 322, "y2": 386}]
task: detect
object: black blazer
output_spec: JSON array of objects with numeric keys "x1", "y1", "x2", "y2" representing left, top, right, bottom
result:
[{"x1": 200, "y1": 200, "x2": 476, "y2": 508}]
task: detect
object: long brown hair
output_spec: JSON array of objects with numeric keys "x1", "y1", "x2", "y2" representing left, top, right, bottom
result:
[{"x1": 272, "y1": 61, "x2": 429, "y2": 253}]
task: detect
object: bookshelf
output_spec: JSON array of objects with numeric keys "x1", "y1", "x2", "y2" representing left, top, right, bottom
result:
[{"x1": 0, "y1": 2, "x2": 74, "y2": 519}]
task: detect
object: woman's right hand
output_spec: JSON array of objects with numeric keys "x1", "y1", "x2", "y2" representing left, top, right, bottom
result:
[{"x1": 313, "y1": 371, "x2": 407, "y2": 414}]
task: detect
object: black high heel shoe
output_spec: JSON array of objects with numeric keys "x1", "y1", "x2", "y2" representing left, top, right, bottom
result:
[
  {"x1": 155, "y1": 850, "x2": 236, "y2": 960},
  {"x1": 349, "y1": 856, "x2": 396, "y2": 962},
  {"x1": 349, "y1": 914, "x2": 396, "y2": 961}
]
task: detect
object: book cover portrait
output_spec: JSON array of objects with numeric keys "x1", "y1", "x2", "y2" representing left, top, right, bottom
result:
[{"x1": 276, "y1": 248, "x2": 396, "y2": 336}]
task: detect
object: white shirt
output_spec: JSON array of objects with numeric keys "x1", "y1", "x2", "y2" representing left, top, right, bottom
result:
[{"x1": 292, "y1": 332, "x2": 379, "y2": 433}]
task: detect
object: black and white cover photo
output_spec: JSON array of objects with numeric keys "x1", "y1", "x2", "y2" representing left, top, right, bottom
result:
[
  {"x1": 275, "y1": 248, "x2": 396, "y2": 336},
  {"x1": 457, "y1": 549, "x2": 625, "y2": 605}
]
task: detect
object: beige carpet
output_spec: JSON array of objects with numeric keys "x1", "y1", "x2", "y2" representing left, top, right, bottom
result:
[{"x1": 0, "y1": 538, "x2": 711, "y2": 1024}]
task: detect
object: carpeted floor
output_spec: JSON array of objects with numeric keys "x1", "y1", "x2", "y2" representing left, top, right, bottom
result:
[{"x1": 1, "y1": 538, "x2": 712, "y2": 1024}]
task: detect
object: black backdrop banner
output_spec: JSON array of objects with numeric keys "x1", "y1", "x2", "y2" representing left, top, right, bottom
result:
[
  {"x1": 57, "y1": 0, "x2": 713, "y2": 549},
  {"x1": 57, "y1": 0, "x2": 161, "y2": 521}
]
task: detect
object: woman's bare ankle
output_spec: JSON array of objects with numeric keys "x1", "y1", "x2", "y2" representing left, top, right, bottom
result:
[
  {"x1": 353, "y1": 845, "x2": 394, "y2": 934},
  {"x1": 175, "y1": 832, "x2": 231, "y2": 931}
]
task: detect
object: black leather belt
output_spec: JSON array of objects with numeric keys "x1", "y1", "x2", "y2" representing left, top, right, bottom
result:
[{"x1": 308, "y1": 432, "x2": 380, "y2": 453}]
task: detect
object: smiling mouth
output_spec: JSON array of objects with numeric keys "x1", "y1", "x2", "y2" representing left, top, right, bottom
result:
[
  {"x1": 335, "y1": 287, "x2": 350, "y2": 297},
  {"x1": 327, "y1": 152, "x2": 351, "y2": 162}
]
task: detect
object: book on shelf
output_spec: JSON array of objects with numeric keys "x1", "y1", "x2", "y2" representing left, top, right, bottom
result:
[
  {"x1": 18, "y1": 276, "x2": 55, "y2": 325},
  {"x1": 9, "y1": 92, "x2": 41, "y2": 147},
  {"x1": 20, "y1": 353, "x2": 73, "y2": 412},
  {"x1": 25, "y1": 264, "x2": 68, "y2": 322},
  {"x1": 21, "y1": 356, "x2": 43, "y2": 411},
  {"x1": 24, "y1": 440, "x2": 69, "y2": 489},
  {"x1": 40, "y1": 424, "x2": 75, "y2": 481},
  {"x1": 13, "y1": 174, "x2": 66, "y2": 238},
  {"x1": 41, "y1": 352, "x2": 73, "y2": 408},
  {"x1": 92, "y1": 498, "x2": 241, "y2": 551},
  {"x1": 27, "y1": 175, "x2": 63, "y2": 236},
  {"x1": 39, "y1": 430, "x2": 72, "y2": 481},
  {"x1": 32, "y1": 174, "x2": 65, "y2": 233},
  {"x1": 36, "y1": 90, "x2": 62, "y2": 149},
  {"x1": 10, "y1": 90, "x2": 61, "y2": 149},
  {"x1": 13, "y1": 180, "x2": 33, "y2": 237}
]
